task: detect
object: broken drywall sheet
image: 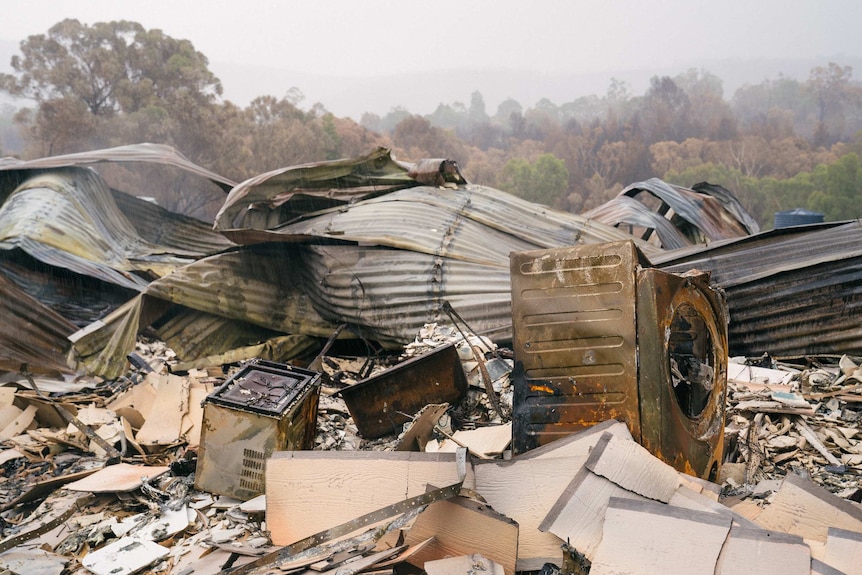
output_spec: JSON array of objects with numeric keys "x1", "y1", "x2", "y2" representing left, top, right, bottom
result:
[
  {"x1": 265, "y1": 451, "x2": 465, "y2": 545},
  {"x1": 823, "y1": 527, "x2": 862, "y2": 575},
  {"x1": 584, "y1": 432, "x2": 681, "y2": 502},
  {"x1": 403, "y1": 496, "x2": 518, "y2": 575},
  {"x1": 714, "y1": 526, "x2": 810, "y2": 575},
  {"x1": 135, "y1": 373, "x2": 189, "y2": 447},
  {"x1": 754, "y1": 472, "x2": 862, "y2": 543},
  {"x1": 589, "y1": 497, "x2": 732, "y2": 575},
  {"x1": 473, "y1": 420, "x2": 632, "y2": 571},
  {"x1": 80, "y1": 537, "x2": 169, "y2": 575},
  {"x1": 425, "y1": 553, "x2": 505, "y2": 575},
  {"x1": 539, "y1": 467, "x2": 647, "y2": 561}
]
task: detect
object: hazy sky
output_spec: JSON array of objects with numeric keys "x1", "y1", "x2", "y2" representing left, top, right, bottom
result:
[{"x1": 1, "y1": 1, "x2": 861, "y2": 117}]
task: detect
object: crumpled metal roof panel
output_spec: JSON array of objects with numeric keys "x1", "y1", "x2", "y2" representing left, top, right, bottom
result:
[
  {"x1": 143, "y1": 243, "x2": 340, "y2": 338},
  {"x1": 582, "y1": 195, "x2": 690, "y2": 250},
  {"x1": 236, "y1": 184, "x2": 657, "y2": 259},
  {"x1": 214, "y1": 147, "x2": 417, "y2": 230},
  {"x1": 0, "y1": 166, "x2": 235, "y2": 291},
  {"x1": 301, "y1": 244, "x2": 513, "y2": 345},
  {"x1": 109, "y1": 189, "x2": 235, "y2": 256},
  {"x1": 584, "y1": 178, "x2": 757, "y2": 249}
]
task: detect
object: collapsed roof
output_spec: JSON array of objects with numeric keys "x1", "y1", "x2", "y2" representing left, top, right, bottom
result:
[
  {"x1": 71, "y1": 148, "x2": 654, "y2": 378},
  {"x1": 2, "y1": 144, "x2": 857, "y2": 379},
  {"x1": 0, "y1": 144, "x2": 237, "y2": 372}
]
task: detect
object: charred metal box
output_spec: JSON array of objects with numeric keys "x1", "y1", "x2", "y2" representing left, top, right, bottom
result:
[
  {"x1": 195, "y1": 359, "x2": 320, "y2": 500},
  {"x1": 510, "y1": 240, "x2": 728, "y2": 480},
  {"x1": 339, "y1": 343, "x2": 468, "y2": 439}
]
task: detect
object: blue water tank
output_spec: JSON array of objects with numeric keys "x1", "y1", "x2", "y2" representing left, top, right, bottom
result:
[{"x1": 773, "y1": 208, "x2": 824, "y2": 229}]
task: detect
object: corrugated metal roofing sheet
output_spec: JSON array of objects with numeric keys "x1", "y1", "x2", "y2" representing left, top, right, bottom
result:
[
  {"x1": 653, "y1": 220, "x2": 862, "y2": 357},
  {"x1": 0, "y1": 168, "x2": 229, "y2": 282},
  {"x1": 71, "y1": 179, "x2": 647, "y2": 376},
  {"x1": 214, "y1": 147, "x2": 418, "y2": 230},
  {"x1": 0, "y1": 143, "x2": 236, "y2": 192},
  {"x1": 582, "y1": 195, "x2": 690, "y2": 250},
  {"x1": 110, "y1": 189, "x2": 235, "y2": 256},
  {"x1": 583, "y1": 178, "x2": 758, "y2": 249},
  {"x1": 0, "y1": 273, "x2": 77, "y2": 375}
]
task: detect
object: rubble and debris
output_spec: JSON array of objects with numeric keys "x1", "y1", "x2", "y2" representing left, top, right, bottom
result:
[
  {"x1": 0, "y1": 146, "x2": 861, "y2": 575},
  {"x1": 1, "y1": 317, "x2": 861, "y2": 575}
]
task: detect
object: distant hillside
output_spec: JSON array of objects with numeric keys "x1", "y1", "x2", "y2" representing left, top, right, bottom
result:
[
  {"x1": 3, "y1": 30, "x2": 861, "y2": 122},
  {"x1": 210, "y1": 56, "x2": 862, "y2": 121}
]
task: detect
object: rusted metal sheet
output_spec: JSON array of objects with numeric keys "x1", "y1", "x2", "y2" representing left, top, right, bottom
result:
[
  {"x1": 510, "y1": 241, "x2": 644, "y2": 449},
  {"x1": 339, "y1": 343, "x2": 468, "y2": 439},
  {"x1": 0, "y1": 273, "x2": 77, "y2": 375},
  {"x1": 583, "y1": 178, "x2": 758, "y2": 249},
  {"x1": 195, "y1": 360, "x2": 320, "y2": 500},
  {"x1": 653, "y1": 220, "x2": 862, "y2": 357},
  {"x1": 510, "y1": 240, "x2": 728, "y2": 479}
]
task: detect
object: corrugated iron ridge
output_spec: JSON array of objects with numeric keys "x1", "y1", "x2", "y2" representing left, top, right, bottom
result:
[
  {"x1": 581, "y1": 195, "x2": 690, "y2": 250},
  {"x1": 0, "y1": 143, "x2": 236, "y2": 192},
  {"x1": 619, "y1": 178, "x2": 750, "y2": 241},
  {"x1": 654, "y1": 220, "x2": 862, "y2": 357}
]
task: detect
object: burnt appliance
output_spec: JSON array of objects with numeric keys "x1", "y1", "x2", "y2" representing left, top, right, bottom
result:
[
  {"x1": 195, "y1": 359, "x2": 320, "y2": 500},
  {"x1": 509, "y1": 240, "x2": 727, "y2": 480}
]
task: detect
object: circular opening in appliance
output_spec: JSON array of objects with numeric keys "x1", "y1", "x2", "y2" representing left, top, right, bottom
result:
[{"x1": 668, "y1": 303, "x2": 715, "y2": 418}]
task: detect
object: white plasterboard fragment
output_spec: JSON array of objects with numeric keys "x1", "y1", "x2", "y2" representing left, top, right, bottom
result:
[{"x1": 81, "y1": 537, "x2": 168, "y2": 575}]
